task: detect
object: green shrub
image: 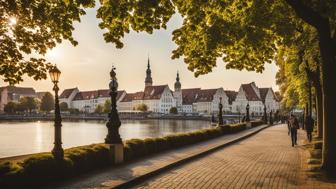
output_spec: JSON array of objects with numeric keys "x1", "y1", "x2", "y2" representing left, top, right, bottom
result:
[
  {"x1": 0, "y1": 161, "x2": 20, "y2": 176},
  {"x1": 310, "y1": 149, "x2": 322, "y2": 159},
  {"x1": 313, "y1": 141, "x2": 323, "y2": 149},
  {"x1": 250, "y1": 120, "x2": 264, "y2": 127},
  {"x1": 307, "y1": 158, "x2": 322, "y2": 165},
  {"x1": 230, "y1": 123, "x2": 246, "y2": 133},
  {"x1": 0, "y1": 144, "x2": 110, "y2": 188}
]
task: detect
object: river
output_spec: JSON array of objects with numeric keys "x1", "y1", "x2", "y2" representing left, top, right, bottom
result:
[{"x1": 0, "y1": 119, "x2": 211, "y2": 158}]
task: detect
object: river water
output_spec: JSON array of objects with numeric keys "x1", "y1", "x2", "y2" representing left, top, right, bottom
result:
[{"x1": 0, "y1": 119, "x2": 210, "y2": 158}]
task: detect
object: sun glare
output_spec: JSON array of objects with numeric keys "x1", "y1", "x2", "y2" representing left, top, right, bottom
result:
[
  {"x1": 46, "y1": 48, "x2": 61, "y2": 60},
  {"x1": 8, "y1": 17, "x2": 17, "y2": 26}
]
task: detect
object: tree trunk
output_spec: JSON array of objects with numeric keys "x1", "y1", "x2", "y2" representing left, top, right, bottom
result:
[
  {"x1": 314, "y1": 81, "x2": 323, "y2": 138},
  {"x1": 318, "y1": 22, "x2": 336, "y2": 174},
  {"x1": 284, "y1": 0, "x2": 336, "y2": 173},
  {"x1": 308, "y1": 82, "x2": 312, "y2": 117}
]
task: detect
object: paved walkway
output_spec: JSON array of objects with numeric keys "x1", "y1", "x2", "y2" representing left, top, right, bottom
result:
[
  {"x1": 134, "y1": 125, "x2": 336, "y2": 189},
  {"x1": 46, "y1": 125, "x2": 269, "y2": 189}
]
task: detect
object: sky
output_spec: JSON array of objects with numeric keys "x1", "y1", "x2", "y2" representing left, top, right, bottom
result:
[{"x1": 1, "y1": 6, "x2": 279, "y2": 93}]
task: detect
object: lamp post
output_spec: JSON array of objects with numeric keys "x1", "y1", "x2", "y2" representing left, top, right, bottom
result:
[
  {"x1": 269, "y1": 110, "x2": 273, "y2": 125},
  {"x1": 105, "y1": 66, "x2": 122, "y2": 144},
  {"x1": 263, "y1": 105, "x2": 268, "y2": 123},
  {"x1": 49, "y1": 65, "x2": 64, "y2": 159},
  {"x1": 218, "y1": 97, "x2": 223, "y2": 125},
  {"x1": 246, "y1": 103, "x2": 250, "y2": 122}
]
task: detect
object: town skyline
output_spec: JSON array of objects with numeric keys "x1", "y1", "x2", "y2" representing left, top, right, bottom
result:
[{"x1": 0, "y1": 7, "x2": 279, "y2": 93}]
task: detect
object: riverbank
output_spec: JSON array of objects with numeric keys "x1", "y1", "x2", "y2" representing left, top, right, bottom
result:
[
  {"x1": 0, "y1": 121, "x2": 264, "y2": 188},
  {"x1": 0, "y1": 114, "x2": 211, "y2": 121},
  {"x1": 0, "y1": 114, "x2": 252, "y2": 122}
]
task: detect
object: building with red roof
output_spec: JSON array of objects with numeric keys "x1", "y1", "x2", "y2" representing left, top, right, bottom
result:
[
  {"x1": 59, "y1": 87, "x2": 126, "y2": 113},
  {"x1": 232, "y1": 82, "x2": 280, "y2": 116}
]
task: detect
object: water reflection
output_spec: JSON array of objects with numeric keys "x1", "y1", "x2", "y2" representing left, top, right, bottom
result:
[{"x1": 0, "y1": 120, "x2": 210, "y2": 158}]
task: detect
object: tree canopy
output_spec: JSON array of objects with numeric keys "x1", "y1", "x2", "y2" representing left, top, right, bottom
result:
[
  {"x1": 0, "y1": 0, "x2": 95, "y2": 84},
  {"x1": 59, "y1": 102, "x2": 69, "y2": 111},
  {"x1": 136, "y1": 103, "x2": 148, "y2": 112},
  {"x1": 18, "y1": 96, "x2": 38, "y2": 112},
  {"x1": 40, "y1": 92, "x2": 54, "y2": 112}
]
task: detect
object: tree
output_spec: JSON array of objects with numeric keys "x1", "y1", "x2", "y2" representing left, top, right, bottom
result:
[
  {"x1": 97, "y1": 0, "x2": 336, "y2": 173},
  {"x1": 169, "y1": 107, "x2": 178, "y2": 114},
  {"x1": 59, "y1": 102, "x2": 68, "y2": 111},
  {"x1": 40, "y1": 92, "x2": 54, "y2": 112},
  {"x1": 4, "y1": 102, "x2": 17, "y2": 114},
  {"x1": 19, "y1": 96, "x2": 38, "y2": 112},
  {"x1": 95, "y1": 104, "x2": 104, "y2": 114},
  {"x1": 136, "y1": 104, "x2": 148, "y2": 112},
  {"x1": 103, "y1": 99, "x2": 111, "y2": 113},
  {"x1": 0, "y1": 0, "x2": 95, "y2": 85}
]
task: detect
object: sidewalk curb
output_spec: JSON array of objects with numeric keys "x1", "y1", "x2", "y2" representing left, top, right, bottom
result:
[{"x1": 112, "y1": 124, "x2": 273, "y2": 189}]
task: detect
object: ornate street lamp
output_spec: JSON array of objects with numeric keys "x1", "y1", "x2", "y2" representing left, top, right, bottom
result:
[
  {"x1": 246, "y1": 103, "x2": 250, "y2": 122},
  {"x1": 269, "y1": 110, "x2": 273, "y2": 125},
  {"x1": 105, "y1": 66, "x2": 122, "y2": 144},
  {"x1": 49, "y1": 65, "x2": 64, "y2": 159},
  {"x1": 218, "y1": 97, "x2": 223, "y2": 125}
]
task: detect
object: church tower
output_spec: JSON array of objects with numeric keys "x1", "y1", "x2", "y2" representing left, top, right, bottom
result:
[
  {"x1": 174, "y1": 71, "x2": 181, "y2": 91},
  {"x1": 145, "y1": 57, "x2": 153, "y2": 87},
  {"x1": 173, "y1": 71, "x2": 182, "y2": 112}
]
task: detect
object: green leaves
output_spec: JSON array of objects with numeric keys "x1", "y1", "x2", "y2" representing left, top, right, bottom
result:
[
  {"x1": 0, "y1": 0, "x2": 95, "y2": 84},
  {"x1": 97, "y1": 0, "x2": 175, "y2": 48}
]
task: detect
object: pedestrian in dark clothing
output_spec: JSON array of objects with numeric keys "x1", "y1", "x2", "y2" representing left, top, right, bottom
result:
[
  {"x1": 305, "y1": 116, "x2": 314, "y2": 142},
  {"x1": 287, "y1": 116, "x2": 291, "y2": 136},
  {"x1": 289, "y1": 114, "x2": 299, "y2": 147}
]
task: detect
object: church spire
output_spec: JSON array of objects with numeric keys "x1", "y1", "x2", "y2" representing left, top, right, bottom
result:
[
  {"x1": 145, "y1": 56, "x2": 153, "y2": 86},
  {"x1": 174, "y1": 71, "x2": 181, "y2": 91}
]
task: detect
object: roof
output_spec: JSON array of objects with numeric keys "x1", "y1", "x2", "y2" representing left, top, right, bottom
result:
[
  {"x1": 241, "y1": 83, "x2": 261, "y2": 101},
  {"x1": 120, "y1": 92, "x2": 144, "y2": 102},
  {"x1": 73, "y1": 90, "x2": 125, "y2": 101},
  {"x1": 196, "y1": 89, "x2": 218, "y2": 102},
  {"x1": 120, "y1": 93, "x2": 134, "y2": 102},
  {"x1": 143, "y1": 85, "x2": 168, "y2": 100},
  {"x1": 225, "y1": 90, "x2": 238, "y2": 105},
  {"x1": 182, "y1": 88, "x2": 201, "y2": 105},
  {"x1": 259, "y1": 88, "x2": 269, "y2": 103},
  {"x1": 0, "y1": 86, "x2": 36, "y2": 95},
  {"x1": 59, "y1": 88, "x2": 77, "y2": 98}
]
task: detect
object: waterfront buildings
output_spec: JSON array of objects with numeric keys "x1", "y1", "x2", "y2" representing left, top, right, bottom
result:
[
  {"x1": 0, "y1": 58, "x2": 280, "y2": 115},
  {"x1": 59, "y1": 88, "x2": 126, "y2": 112},
  {"x1": 58, "y1": 58, "x2": 280, "y2": 115},
  {"x1": 232, "y1": 82, "x2": 280, "y2": 115}
]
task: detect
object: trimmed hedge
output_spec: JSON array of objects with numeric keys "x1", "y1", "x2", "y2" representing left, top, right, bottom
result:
[
  {"x1": 250, "y1": 120, "x2": 264, "y2": 127},
  {"x1": 0, "y1": 121, "x2": 264, "y2": 188},
  {"x1": 0, "y1": 144, "x2": 110, "y2": 188}
]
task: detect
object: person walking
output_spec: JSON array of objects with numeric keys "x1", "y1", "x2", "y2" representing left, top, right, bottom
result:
[
  {"x1": 289, "y1": 114, "x2": 299, "y2": 147},
  {"x1": 287, "y1": 115, "x2": 291, "y2": 136}
]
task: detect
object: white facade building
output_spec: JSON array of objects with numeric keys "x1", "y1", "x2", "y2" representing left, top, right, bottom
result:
[
  {"x1": 58, "y1": 59, "x2": 280, "y2": 116},
  {"x1": 59, "y1": 88, "x2": 126, "y2": 113},
  {"x1": 232, "y1": 82, "x2": 280, "y2": 116},
  {"x1": 260, "y1": 88, "x2": 280, "y2": 113}
]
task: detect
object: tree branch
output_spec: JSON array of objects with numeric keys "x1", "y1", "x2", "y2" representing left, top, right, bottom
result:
[{"x1": 284, "y1": 0, "x2": 326, "y2": 29}]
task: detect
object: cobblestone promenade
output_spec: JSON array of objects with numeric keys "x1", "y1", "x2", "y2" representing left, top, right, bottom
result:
[{"x1": 135, "y1": 125, "x2": 336, "y2": 189}]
